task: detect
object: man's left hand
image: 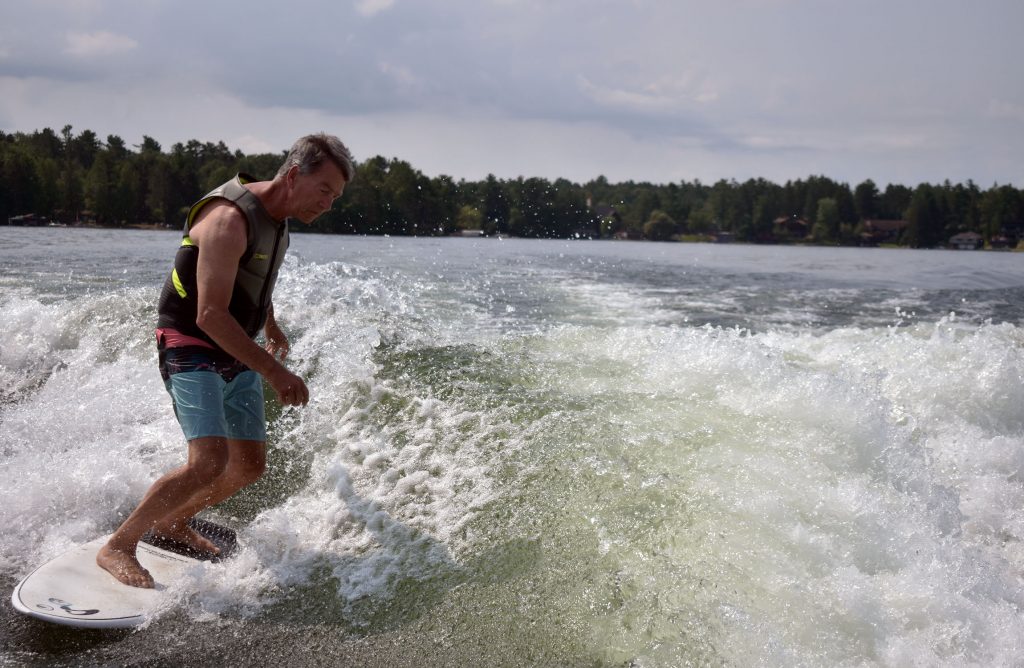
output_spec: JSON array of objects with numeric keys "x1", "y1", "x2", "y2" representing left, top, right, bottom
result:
[{"x1": 265, "y1": 321, "x2": 290, "y2": 360}]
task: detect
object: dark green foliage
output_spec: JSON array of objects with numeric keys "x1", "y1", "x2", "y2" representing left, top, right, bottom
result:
[
  {"x1": 643, "y1": 210, "x2": 677, "y2": 241},
  {"x1": 812, "y1": 198, "x2": 840, "y2": 244},
  {"x1": 904, "y1": 185, "x2": 943, "y2": 248},
  {"x1": 1, "y1": 126, "x2": 1021, "y2": 246},
  {"x1": 853, "y1": 179, "x2": 880, "y2": 221}
]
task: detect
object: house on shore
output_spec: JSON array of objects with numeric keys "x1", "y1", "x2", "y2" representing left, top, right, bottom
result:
[
  {"x1": 860, "y1": 219, "x2": 908, "y2": 246},
  {"x1": 613, "y1": 227, "x2": 643, "y2": 240},
  {"x1": 949, "y1": 231, "x2": 983, "y2": 250},
  {"x1": 990, "y1": 235, "x2": 1015, "y2": 249},
  {"x1": 7, "y1": 213, "x2": 48, "y2": 226},
  {"x1": 772, "y1": 215, "x2": 810, "y2": 240}
]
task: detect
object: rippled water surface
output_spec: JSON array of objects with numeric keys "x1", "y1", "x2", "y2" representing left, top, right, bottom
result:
[{"x1": 2, "y1": 228, "x2": 1024, "y2": 666}]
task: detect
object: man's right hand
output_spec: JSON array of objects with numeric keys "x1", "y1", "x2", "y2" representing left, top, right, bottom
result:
[{"x1": 267, "y1": 366, "x2": 309, "y2": 406}]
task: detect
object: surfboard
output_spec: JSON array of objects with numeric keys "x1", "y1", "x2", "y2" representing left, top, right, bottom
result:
[{"x1": 10, "y1": 518, "x2": 236, "y2": 629}]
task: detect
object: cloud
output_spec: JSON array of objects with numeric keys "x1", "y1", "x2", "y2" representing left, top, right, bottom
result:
[
  {"x1": 63, "y1": 30, "x2": 138, "y2": 57},
  {"x1": 377, "y1": 61, "x2": 420, "y2": 90},
  {"x1": 1, "y1": 0, "x2": 1021, "y2": 186},
  {"x1": 354, "y1": 0, "x2": 395, "y2": 17},
  {"x1": 232, "y1": 134, "x2": 283, "y2": 155},
  {"x1": 577, "y1": 74, "x2": 719, "y2": 116},
  {"x1": 987, "y1": 99, "x2": 1024, "y2": 123}
]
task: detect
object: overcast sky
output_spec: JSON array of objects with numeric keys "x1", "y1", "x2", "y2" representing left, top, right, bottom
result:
[{"x1": 1, "y1": 0, "x2": 1022, "y2": 187}]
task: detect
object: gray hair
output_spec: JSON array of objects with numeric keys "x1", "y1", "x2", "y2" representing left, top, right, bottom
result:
[{"x1": 276, "y1": 133, "x2": 355, "y2": 183}]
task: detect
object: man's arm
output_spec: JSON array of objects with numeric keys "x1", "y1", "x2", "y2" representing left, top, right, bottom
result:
[
  {"x1": 263, "y1": 303, "x2": 290, "y2": 361},
  {"x1": 191, "y1": 205, "x2": 308, "y2": 406}
]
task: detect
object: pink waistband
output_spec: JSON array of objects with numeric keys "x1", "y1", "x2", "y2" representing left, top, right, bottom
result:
[{"x1": 156, "y1": 327, "x2": 216, "y2": 349}]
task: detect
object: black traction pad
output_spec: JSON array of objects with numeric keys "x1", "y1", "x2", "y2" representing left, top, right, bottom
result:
[{"x1": 141, "y1": 517, "x2": 238, "y2": 562}]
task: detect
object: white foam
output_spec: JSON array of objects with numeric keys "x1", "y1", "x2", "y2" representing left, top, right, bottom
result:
[
  {"x1": 4, "y1": 241, "x2": 1024, "y2": 665},
  {"x1": 171, "y1": 258, "x2": 509, "y2": 622},
  {"x1": 0, "y1": 290, "x2": 182, "y2": 573},
  {"x1": 525, "y1": 319, "x2": 1024, "y2": 665}
]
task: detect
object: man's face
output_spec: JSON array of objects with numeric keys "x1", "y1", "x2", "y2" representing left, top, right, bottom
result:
[{"x1": 288, "y1": 161, "x2": 347, "y2": 224}]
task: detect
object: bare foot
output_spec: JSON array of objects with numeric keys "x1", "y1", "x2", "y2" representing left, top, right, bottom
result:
[
  {"x1": 150, "y1": 522, "x2": 220, "y2": 556},
  {"x1": 96, "y1": 544, "x2": 155, "y2": 588}
]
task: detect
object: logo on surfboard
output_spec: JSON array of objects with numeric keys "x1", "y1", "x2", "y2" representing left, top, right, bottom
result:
[{"x1": 36, "y1": 597, "x2": 100, "y2": 616}]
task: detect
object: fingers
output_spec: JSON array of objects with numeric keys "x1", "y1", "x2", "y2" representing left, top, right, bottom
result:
[
  {"x1": 279, "y1": 378, "x2": 309, "y2": 406},
  {"x1": 266, "y1": 339, "x2": 290, "y2": 361},
  {"x1": 269, "y1": 367, "x2": 308, "y2": 406}
]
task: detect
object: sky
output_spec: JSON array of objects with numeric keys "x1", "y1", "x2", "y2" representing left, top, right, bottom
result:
[{"x1": 1, "y1": 0, "x2": 1022, "y2": 187}]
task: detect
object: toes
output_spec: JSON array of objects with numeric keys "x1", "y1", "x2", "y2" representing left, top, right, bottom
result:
[
  {"x1": 97, "y1": 547, "x2": 156, "y2": 588},
  {"x1": 125, "y1": 572, "x2": 152, "y2": 588}
]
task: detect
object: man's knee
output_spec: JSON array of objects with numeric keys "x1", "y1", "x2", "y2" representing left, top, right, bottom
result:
[
  {"x1": 182, "y1": 460, "x2": 227, "y2": 488},
  {"x1": 228, "y1": 442, "x2": 267, "y2": 486},
  {"x1": 234, "y1": 455, "x2": 266, "y2": 486},
  {"x1": 186, "y1": 438, "x2": 230, "y2": 485}
]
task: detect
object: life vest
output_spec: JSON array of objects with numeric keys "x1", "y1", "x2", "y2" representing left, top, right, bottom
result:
[{"x1": 156, "y1": 174, "x2": 290, "y2": 347}]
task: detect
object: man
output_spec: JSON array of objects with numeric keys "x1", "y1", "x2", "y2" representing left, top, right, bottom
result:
[{"x1": 97, "y1": 134, "x2": 354, "y2": 588}]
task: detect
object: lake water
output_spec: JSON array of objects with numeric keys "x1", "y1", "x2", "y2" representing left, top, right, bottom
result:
[{"x1": 2, "y1": 227, "x2": 1024, "y2": 666}]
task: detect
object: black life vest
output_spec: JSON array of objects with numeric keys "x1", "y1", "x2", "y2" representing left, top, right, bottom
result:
[{"x1": 156, "y1": 174, "x2": 290, "y2": 348}]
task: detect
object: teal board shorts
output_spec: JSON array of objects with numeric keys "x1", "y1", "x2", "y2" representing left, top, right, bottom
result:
[{"x1": 158, "y1": 344, "x2": 267, "y2": 442}]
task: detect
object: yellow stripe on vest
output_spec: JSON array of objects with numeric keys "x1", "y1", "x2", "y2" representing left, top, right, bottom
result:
[{"x1": 172, "y1": 268, "x2": 187, "y2": 298}]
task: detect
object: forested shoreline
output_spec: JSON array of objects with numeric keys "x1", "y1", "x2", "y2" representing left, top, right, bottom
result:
[{"x1": 3, "y1": 126, "x2": 1023, "y2": 248}]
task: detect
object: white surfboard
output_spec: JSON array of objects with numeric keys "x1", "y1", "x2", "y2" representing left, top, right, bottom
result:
[{"x1": 11, "y1": 518, "x2": 235, "y2": 629}]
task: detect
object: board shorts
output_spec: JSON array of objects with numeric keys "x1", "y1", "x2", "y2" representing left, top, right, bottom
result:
[{"x1": 158, "y1": 344, "x2": 267, "y2": 442}]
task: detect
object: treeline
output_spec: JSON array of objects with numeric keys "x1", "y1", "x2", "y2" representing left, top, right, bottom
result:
[{"x1": 3, "y1": 126, "x2": 1023, "y2": 247}]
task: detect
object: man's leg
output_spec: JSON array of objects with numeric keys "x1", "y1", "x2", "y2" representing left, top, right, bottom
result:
[
  {"x1": 96, "y1": 437, "x2": 229, "y2": 588},
  {"x1": 149, "y1": 439, "x2": 267, "y2": 547},
  {"x1": 151, "y1": 368, "x2": 269, "y2": 543}
]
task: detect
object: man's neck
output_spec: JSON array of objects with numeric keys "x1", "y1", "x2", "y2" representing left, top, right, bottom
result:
[{"x1": 244, "y1": 178, "x2": 289, "y2": 222}]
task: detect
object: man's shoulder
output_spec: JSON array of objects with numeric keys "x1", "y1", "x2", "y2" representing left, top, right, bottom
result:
[
  {"x1": 190, "y1": 202, "x2": 249, "y2": 250},
  {"x1": 193, "y1": 199, "x2": 247, "y2": 227}
]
